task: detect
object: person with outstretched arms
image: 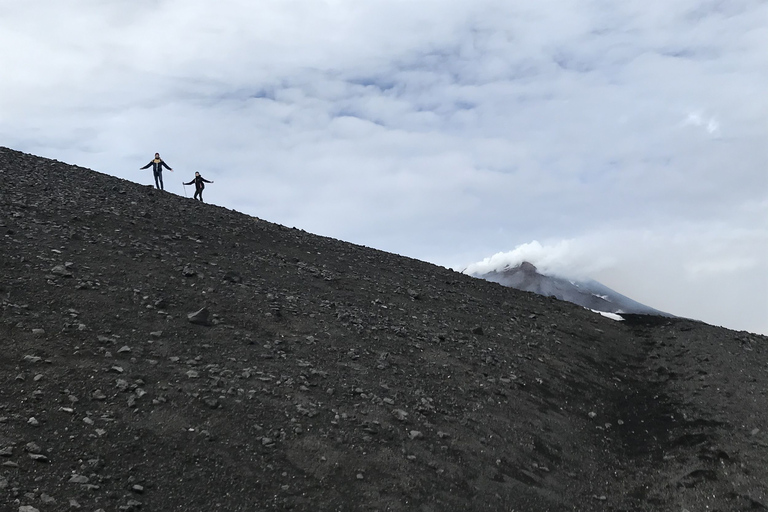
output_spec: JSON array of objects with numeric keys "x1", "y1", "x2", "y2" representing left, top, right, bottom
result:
[
  {"x1": 184, "y1": 171, "x2": 214, "y2": 202},
  {"x1": 140, "y1": 152, "x2": 173, "y2": 190}
]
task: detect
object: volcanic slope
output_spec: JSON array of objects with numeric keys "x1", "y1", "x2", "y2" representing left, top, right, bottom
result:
[
  {"x1": 0, "y1": 146, "x2": 766, "y2": 512},
  {"x1": 475, "y1": 262, "x2": 670, "y2": 316}
]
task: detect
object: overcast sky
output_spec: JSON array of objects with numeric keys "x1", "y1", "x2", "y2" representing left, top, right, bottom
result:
[{"x1": 1, "y1": 0, "x2": 766, "y2": 334}]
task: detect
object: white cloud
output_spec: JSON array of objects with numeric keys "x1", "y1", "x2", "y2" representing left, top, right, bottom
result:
[{"x1": 461, "y1": 240, "x2": 615, "y2": 279}]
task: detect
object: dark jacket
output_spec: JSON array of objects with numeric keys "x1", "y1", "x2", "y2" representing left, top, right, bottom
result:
[
  {"x1": 184, "y1": 175, "x2": 212, "y2": 190},
  {"x1": 141, "y1": 158, "x2": 172, "y2": 174}
]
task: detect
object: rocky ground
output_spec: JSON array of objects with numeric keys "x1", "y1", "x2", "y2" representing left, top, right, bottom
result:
[{"x1": 0, "y1": 146, "x2": 766, "y2": 512}]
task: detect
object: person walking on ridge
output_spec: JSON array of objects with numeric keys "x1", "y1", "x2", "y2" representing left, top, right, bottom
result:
[
  {"x1": 140, "y1": 152, "x2": 173, "y2": 190},
  {"x1": 184, "y1": 172, "x2": 213, "y2": 202}
]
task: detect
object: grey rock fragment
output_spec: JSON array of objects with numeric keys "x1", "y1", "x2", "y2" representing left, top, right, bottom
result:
[
  {"x1": 223, "y1": 271, "x2": 243, "y2": 283},
  {"x1": 392, "y1": 409, "x2": 409, "y2": 421},
  {"x1": 187, "y1": 307, "x2": 211, "y2": 326},
  {"x1": 68, "y1": 474, "x2": 89, "y2": 484},
  {"x1": 51, "y1": 265, "x2": 73, "y2": 277}
]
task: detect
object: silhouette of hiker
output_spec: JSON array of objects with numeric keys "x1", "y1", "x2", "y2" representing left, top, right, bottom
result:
[
  {"x1": 140, "y1": 152, "x2": 173, "y2": 190},
  {"x1": 184, "y1": 172, "x2": 213, "y2": 202}
]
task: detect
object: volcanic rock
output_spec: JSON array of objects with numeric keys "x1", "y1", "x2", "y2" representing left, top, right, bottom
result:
[
  {"x1": 187, "y1": 307, "x2": 211, "y2": 326},
  {"x1": 0, "y1": 146, "x2": 766, "y2": 511}
]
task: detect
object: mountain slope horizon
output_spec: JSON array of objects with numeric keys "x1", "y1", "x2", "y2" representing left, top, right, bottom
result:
[
  {"x1": 471, "y1": 261, "x2": 672, "y2": 317},
  {"x1": 1, "y1": 146, "x2": 766, "y2": 511}
]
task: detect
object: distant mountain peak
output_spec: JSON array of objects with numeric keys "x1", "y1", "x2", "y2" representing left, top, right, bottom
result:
[
  {"x1": 517, "y1": 261, "x2": 538, "y2": 273},
  {"x1": 470, "y1": 260, "x2": 670, "y2": 317}
]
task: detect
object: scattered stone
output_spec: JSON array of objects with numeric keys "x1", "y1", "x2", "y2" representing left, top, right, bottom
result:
[
  {"x1": 117, "y1": 345, "x2": 132, "y2": 353},
  {"x1": 187, "y1": 307, "x2": 211, "y2": 326},
  {"x1": 588, "y1": 411, "x2": 597, "y2": 419},
  {"x1": 223, "y1": 271, "x2": 243, "y2": 283},
  {"x1": 29, "y1": 453, "x2": 48, "y2": 463},
  {"x1": 31, "y1": 328, "x2": 45, "y2": 336},
  {"x1": 392, "y1": 409, "x2": 409, "y2": 421},
  {"x1": 28, "y1": 417, "x2": 40, "y2": 426},
  {"x1": 51, "y1": 264, "x2": 73, "y2": 277},
  {"x1": 25, "y1": 442, "x2": 42, "y2": 454},
  {"x1": 409, "y1": 430, "x2": 424, "y2": 440},
  {"x1": 22, "y1": 355, "x2": 42, "y2": 363},
  {"x1": 68, "y1": 474, "x2": 89, "y2": 484},
  {"x1": 19, "y1": 506, "x2": 40, "y2": 512},
  {"x1": 40, "y1": 493, "x2": 56, "y2": 504},
  {"x1": 92, "y1": 390, "x2": 107, "y2": 400},
  {"x1": 356, "y1": 473, "x2": 364, "y2": 480}
]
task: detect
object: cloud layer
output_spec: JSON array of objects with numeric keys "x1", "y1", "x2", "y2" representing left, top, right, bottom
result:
[{"x1": 1, "y1": 0, "x2": 766, "y2": 333}]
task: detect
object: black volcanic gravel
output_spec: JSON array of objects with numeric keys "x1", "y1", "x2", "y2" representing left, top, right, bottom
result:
[{"x1": 1, "y1": 146, "x2": 766, "y2": 512}]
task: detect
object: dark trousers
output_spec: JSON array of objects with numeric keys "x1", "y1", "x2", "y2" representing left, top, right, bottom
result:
[
  {"x1": 194, "y1": 189, "x2": 204, "y2": 202},
  {"x1": 153, "y1": 171, "x2": 164, "y2": 190}
]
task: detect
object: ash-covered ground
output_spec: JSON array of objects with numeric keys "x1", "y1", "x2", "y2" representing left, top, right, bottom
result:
[{"x1": 1, "y1": 147, "x2": 766, "y2": 512}]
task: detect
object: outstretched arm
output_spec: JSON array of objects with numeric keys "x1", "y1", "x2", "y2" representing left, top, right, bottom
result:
[
  {"x1": 183, "y1": 180, "x2": 194, "y2": 185},
  {"x1": 161, "y1": 160, "x2": 173, "y2": 171},
  {"x1": 139, "y1": 161, "x2": 152, "y2": 169},
  {"x1": 202, "y1": 178, "x2": 213, "y2": 183}
]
